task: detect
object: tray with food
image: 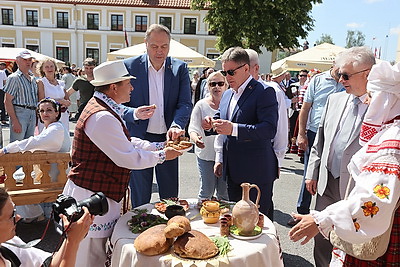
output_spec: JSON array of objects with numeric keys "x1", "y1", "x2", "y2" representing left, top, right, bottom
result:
[
  {"x1": 154, "y1": 198, "x2": 190, "y2": 213},
  {"x1": 134, "y1": 215, "x2": 233, "y2": 262},
  {"x1": 165, "y1": 136, "x2": 193, "y2": 152},
  {"x1": 127, "y1": 208, "x2": 168, "y2": 234}
]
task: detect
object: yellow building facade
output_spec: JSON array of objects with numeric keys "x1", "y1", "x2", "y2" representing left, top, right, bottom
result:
[{"x1": 0, "y1": 0, "x2": 219, "y2": 66}]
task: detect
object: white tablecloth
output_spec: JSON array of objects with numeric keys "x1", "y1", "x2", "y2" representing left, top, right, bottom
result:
[{"x1": 110, "y1": 201, "x2": 283, "y2": 267}]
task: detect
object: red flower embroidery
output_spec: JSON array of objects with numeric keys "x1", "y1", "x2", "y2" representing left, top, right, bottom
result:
[
  {"x1": 373, "y1": 184, "x2": 390, "y2": 199},
  {"x1": 361, "y1": 201, "x2": 379, "y2": 217}
]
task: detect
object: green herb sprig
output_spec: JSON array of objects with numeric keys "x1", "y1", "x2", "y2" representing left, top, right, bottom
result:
[{"x1": 210, "y1": 236, "x2": 232, "y2": 256}]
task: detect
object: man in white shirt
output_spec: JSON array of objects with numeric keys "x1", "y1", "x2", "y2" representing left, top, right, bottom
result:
[
  {"x1": 204, "y1": 47, "x2": 278, "y2": 220},
  {"x1": 64, "y1": 60, "x2": 182, "y2": 267},
  {"x1": 123, "y1": 24, "x2": 192, "y2": 208}
]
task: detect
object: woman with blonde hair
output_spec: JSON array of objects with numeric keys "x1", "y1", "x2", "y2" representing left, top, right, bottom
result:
[
  {"x1": 189, "y1": 71, "x2": 229, "y2": 200},
  {"x1": 37, "y1": 58, "x2": 71, "y2": 131}
]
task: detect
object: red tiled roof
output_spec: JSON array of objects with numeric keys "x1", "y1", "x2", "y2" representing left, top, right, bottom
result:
[{"x1": 24, "y1": 0, "x2": 193, "y2": 9}]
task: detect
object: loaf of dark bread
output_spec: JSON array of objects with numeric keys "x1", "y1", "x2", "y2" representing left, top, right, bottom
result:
[{"x1": 173, "y1": 230, "x2": 219, "y2": 259}]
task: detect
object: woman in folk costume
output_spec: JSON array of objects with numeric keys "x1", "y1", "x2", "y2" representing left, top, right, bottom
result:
[{"x1": 289, "y1": 60, "x2": 400, "y2": 266}]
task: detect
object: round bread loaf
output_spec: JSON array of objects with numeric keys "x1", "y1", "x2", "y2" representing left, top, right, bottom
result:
[
  {"x1": 173, "y1": 230, "x2": 219, "y2": 259},
  {"x1": 134, "y1": 224, "x2": 173, "y2": 256},
  {"x1": 164, "y1": 216, "x2": 191, "y2": 238}
]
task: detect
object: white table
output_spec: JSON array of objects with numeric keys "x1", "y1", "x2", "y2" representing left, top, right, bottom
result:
[{"x1": 110, "y1": 201, "x2": 283, "y2": 267}]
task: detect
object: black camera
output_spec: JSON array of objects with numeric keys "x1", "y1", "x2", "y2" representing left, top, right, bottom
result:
[{"x1": 53, "y1": 192, "x2": 109, "y2": 222}]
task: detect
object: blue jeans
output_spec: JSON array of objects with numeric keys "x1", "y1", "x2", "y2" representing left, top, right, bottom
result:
[
  {"x1": 296, "y1": 130, "x2": 316, "y2": 214},
  {"x1": 197, "y1": 157, "x2": 228, "y2": 200},
  {"x1": 10, "y1": 106, "x2": 36, "y2": 142}
]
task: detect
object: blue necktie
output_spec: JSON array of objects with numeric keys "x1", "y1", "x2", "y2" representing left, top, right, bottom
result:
[{"x1": 330, "y1": 97, "x2": 360, "y2": 178}]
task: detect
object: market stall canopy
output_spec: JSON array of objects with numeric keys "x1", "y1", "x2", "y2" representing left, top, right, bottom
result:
[
  {"x1": 0, "y1": 47, "x2": 65, "y2": 67},
  {"x1": 107, "y1": 39, "x2": 215, "y2": 68},
  {"x1": 271, "y1": 43, "x2": 346, "y2": 72}
]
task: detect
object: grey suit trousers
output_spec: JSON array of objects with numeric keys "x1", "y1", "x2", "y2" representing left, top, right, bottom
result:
[{"x1": 314, "y1": 172, "x2": 341, "y2": 267}]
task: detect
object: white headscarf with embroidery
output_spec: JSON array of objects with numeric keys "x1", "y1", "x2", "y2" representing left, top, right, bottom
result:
[{"x1": 359, "y1": 61, "x2": 400, "y2": 145}]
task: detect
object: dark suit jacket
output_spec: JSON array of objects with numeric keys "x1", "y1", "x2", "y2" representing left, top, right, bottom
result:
[
  {"x1": 216, "y1": 78, "x2": 278, "y2": 184},
  {"x1": 123, "y1": 54, "x2": 192, "y2": 139}
]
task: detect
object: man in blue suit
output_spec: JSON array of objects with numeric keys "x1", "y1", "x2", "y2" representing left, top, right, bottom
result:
[
  {"x1": 123, "y1": 24, "x2": 192, "y2": 207},
  {"x1": 204, "y1": 47, "x2": 278, "y2": 220}
]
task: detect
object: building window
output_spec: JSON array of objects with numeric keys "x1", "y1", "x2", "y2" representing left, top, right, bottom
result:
[
  {"x1": 184, "y1": 18, "x2": 196, "y2": 34},
  {"x1": 159, "y1": 17, "x2": 171, "y2": 31},
  {"x1": 111, "y1": 14, "x2": 123, "y2": 31},
  {"x1": 1, "y1": 9, "x2": 13, "y2": 25},
  {"x1": 2, "y1": 43, "x2": 15, "y2": 48},
  {"x1": 57, "y1": 12, "x2": 68, "y2": 28},
  {"x1": 26, "y1": 45, "x2": 39, "y2": 53},
  {"x1": 135, "y1": 16, "x2": 147, "y2": 32},
  {"x1": 26, "y1": 10, "x2": 38, "y2": 27},
  {"x1": 56, "y1": 47, "x2": 69, "y2": 63},
  {"x1": 207, "y1": 53, "x2": 220, "y2": 59},
  {"x1": 86, "y1": 48, "x2": 99, "y2": 63},
  {"x1": 87, "y1": 13, "x2": 99, "y2": 30}
]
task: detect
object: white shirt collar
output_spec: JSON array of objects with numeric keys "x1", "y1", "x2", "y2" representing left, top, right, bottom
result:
[
  {"x1": 147, "y1": 55, "x2": 165, "y2": 72},
  {"x1": 234, "y1": 75, "x2": 252, "y2": 95}
]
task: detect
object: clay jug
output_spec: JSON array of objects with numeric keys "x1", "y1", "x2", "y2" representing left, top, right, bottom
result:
[{"x1": 232, "y1": 183, "x2": 261, "y2": 235}]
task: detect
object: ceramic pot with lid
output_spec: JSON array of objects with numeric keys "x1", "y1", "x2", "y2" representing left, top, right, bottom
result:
[{"x1": 200, "y1": 201, "x2": 221, "y2": 223}]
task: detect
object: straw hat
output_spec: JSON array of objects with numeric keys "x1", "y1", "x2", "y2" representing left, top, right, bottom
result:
[
  {"x1": 271, "y1": 64, "x2": 287, "y2": 79},
  {"x1": 91, "y1": 60, "x2": 135, "y2": 87}
]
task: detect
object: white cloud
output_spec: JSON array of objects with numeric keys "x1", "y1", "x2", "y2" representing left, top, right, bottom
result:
[
  {"x1": 390, "y1": 25, "x2": 400, "y2": 35},
  {"x1": 365, "y1": 0, "x2": 384, "y2": 3},
  {"x1": 346, "y1": 22, "x2": 364, "y2": 28}
]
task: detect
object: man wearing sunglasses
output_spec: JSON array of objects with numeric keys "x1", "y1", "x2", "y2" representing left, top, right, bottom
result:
[
  {"x1": 291, "y1": 63, "x2": 344, "y2": 228},
  {"x1": 204, "y1": 47, "x2": 278, "y2": 220},
  {"x1": 300, "y1": 47, "x2": 375, "y2": 266}
]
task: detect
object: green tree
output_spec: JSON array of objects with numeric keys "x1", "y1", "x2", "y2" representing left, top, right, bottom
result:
[
  {"x1": 315, "y1": 33, "x2": 334, "y2": 45},
  {"x1": 345, "y1": 30, "x2": 366, "y2": 48},
  {"x1": 191, "y1": 0, "x2": 322, "y2": 53}
]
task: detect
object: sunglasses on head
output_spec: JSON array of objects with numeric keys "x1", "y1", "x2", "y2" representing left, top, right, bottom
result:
[
  {"x1": 337, "y1": 68, "x2": 370, "y2": 81},
  {"x1": 209, "y1": 81, "x2": 225, "y2": 87},
  {"x1": 221, "y1": 64, "x2": 246, "y2": 76}
]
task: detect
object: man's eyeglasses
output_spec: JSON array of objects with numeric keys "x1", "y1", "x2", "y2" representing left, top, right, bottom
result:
[
  {"x1": 337, "y1": 68, "x2": 370, "y2": 81},
  {"x1": 11, "y1": 209, "x2": 16, "y2": 224},
  {"x1": 299, "y1": 75, "x2": 307, "y2": 77},
  {"x1": 209, "y1": 81, "x2": 225, "y2": 87},
  {"x1": 221, "y1": 64, "x2": 246, "y2": 76}
]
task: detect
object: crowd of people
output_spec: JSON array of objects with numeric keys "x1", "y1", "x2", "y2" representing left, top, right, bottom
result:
[{"x1": 0, "y1": 23, "x2": 399, "y2": 266}]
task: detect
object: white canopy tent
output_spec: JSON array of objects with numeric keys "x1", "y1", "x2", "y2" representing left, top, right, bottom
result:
[
  {"x1": 271, "y1": 43, "x2": 346, "y2": 72},
  {"x1": 0, "y1": 47, "x2": 65, "y2": 67},
  {"x1": 107, "y1": 39, "x2": 215, "y2": 68}
]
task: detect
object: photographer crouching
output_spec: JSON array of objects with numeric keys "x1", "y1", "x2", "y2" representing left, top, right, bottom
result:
[{"x1": 0, "y1": 188, "x2": 94, "y2": 267}]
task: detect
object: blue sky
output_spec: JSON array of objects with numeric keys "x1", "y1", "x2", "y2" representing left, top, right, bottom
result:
[{"x1": 299, "y1": 0, "x2": 400, "y2": 61}]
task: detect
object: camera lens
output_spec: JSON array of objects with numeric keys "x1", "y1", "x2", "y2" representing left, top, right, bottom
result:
[
  {"x1": 78, "y1": 192, "x2": 108, "y2": 217},
  {"x1": 53, "y1": 192, "x2": 109, "y2": 222}
]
